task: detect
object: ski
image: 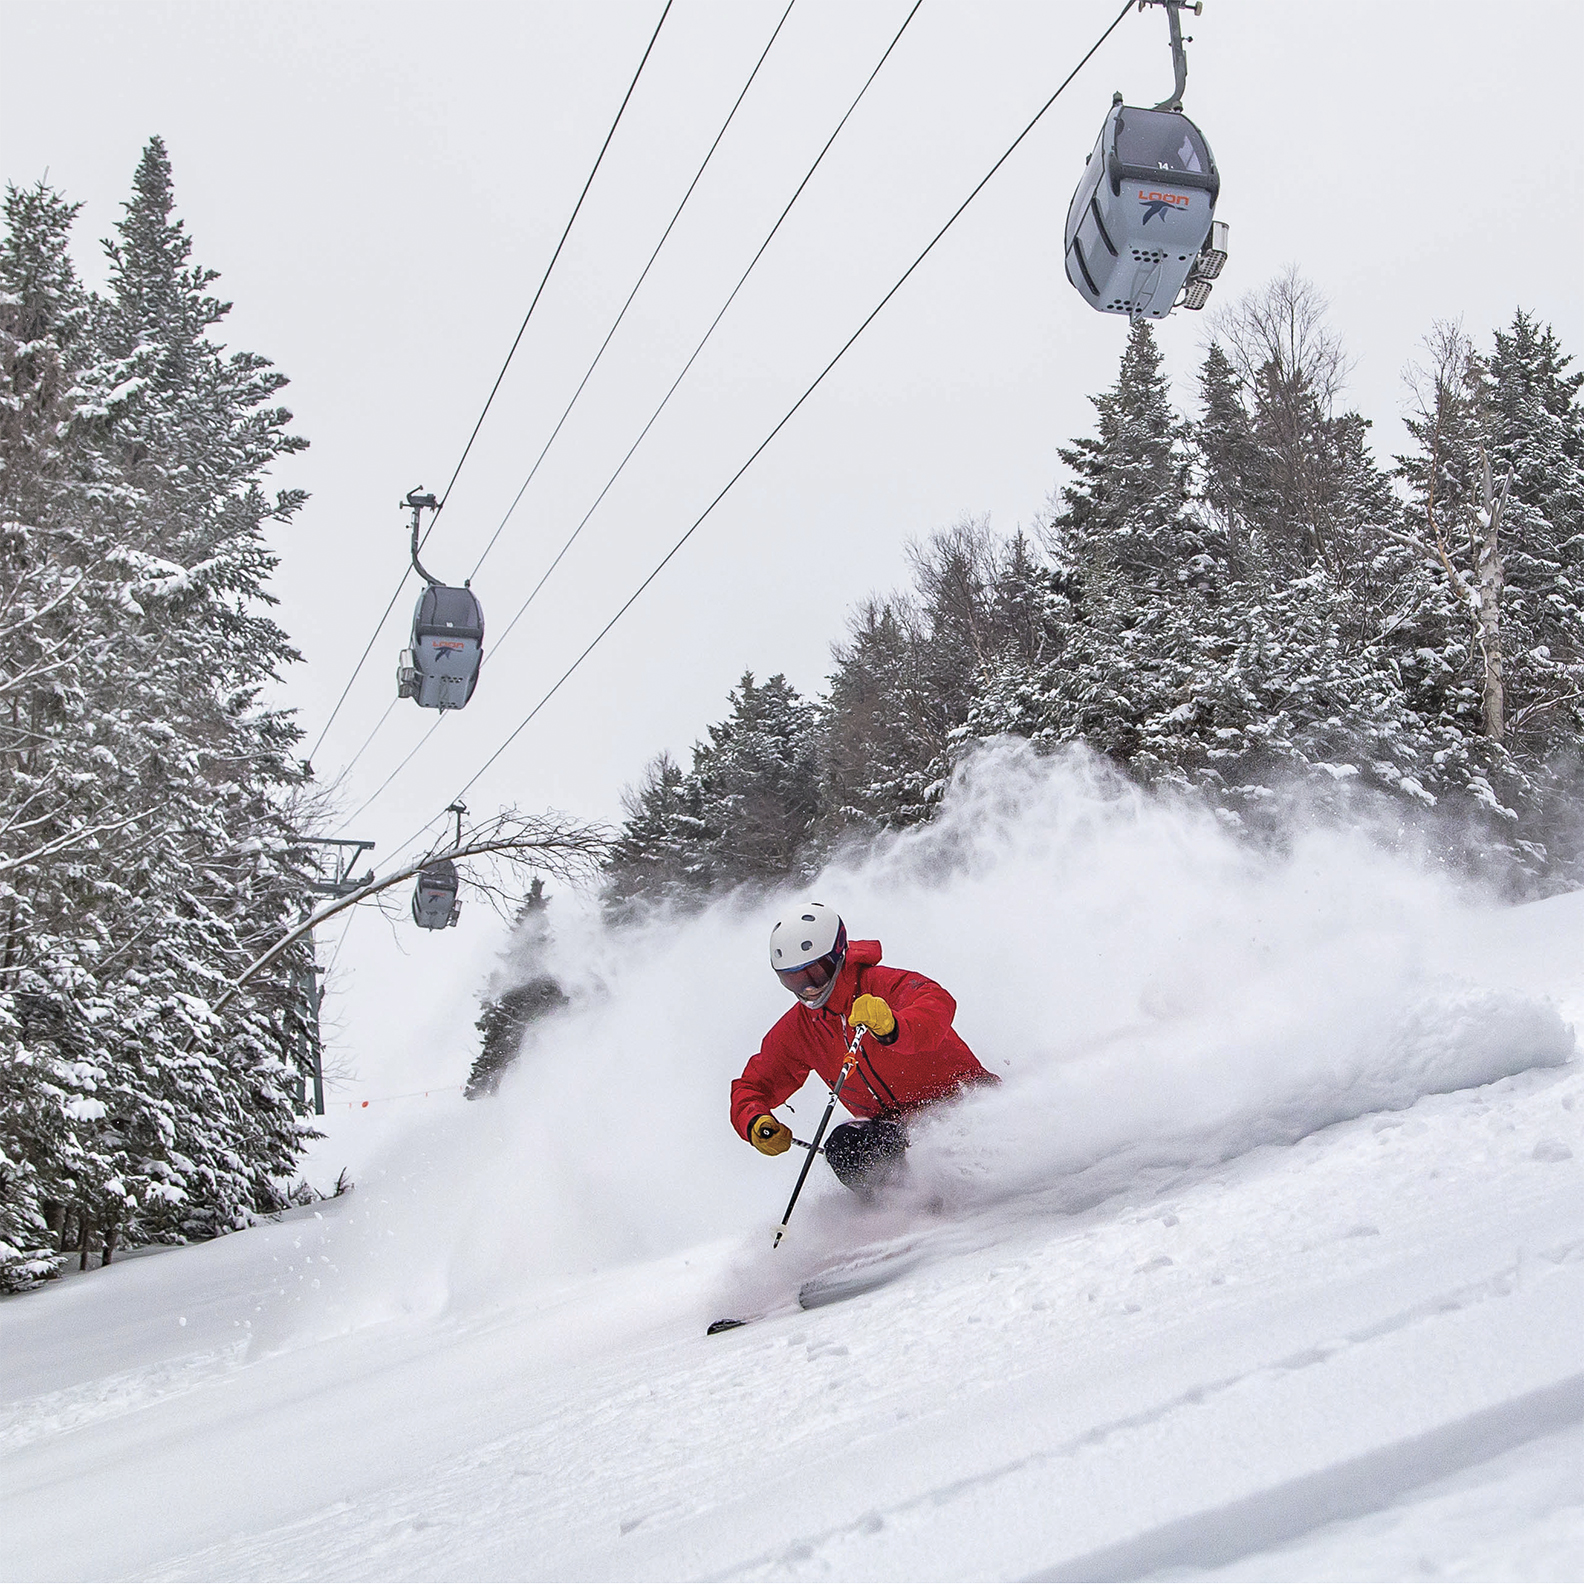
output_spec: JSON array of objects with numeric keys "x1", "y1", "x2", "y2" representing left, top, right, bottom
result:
[
  {"x1": 706, "y1": 1239, "x2": 926, "y2": 1333},
  {"x1": 798, "y1": 1249, "x2": 922, "y2": 1310}
]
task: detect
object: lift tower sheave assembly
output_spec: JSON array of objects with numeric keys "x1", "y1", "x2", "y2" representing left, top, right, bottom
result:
[{"x1": 294, "y1": 838, "x2": 375, "y2": 1116}]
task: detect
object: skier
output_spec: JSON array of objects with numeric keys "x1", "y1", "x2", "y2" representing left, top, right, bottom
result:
[{"x1": 731, "y1": 903, "x2": 995, "y2": 1195}]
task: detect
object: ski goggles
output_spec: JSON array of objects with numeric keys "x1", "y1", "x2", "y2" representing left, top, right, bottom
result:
[{"x1": 775, "y1": 953, "x2": 842, "y2": 1002}]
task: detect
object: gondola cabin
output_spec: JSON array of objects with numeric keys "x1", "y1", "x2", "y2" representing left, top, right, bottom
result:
[
  {"x1": 411, "y1": 858, "x2": 462, "y2": 930},
  {"x1": 1064, "y1": 98, "x2": 1227, "y2": 321},
  {"x1": 397, "y1": 583, "x2": 484, "y2": 711}
]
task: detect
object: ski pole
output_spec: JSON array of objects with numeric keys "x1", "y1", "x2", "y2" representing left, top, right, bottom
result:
[{"x1": 773, "y1": 1024, "x2": 866, "y2": 1248}]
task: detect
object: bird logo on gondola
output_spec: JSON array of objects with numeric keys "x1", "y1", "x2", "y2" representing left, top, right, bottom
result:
[{"x1": 1139, "y1": 195, "x2": 1180, "y2": 225}]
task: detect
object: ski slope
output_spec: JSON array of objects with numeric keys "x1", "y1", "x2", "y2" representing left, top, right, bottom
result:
[{"x1": 4, "y1": 751, "x2": 1582, "y2": 1581}]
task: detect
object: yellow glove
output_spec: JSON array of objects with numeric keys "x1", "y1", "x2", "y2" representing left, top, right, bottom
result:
[
  {"x1": 748, "y1": 1114, "x2": 792, "y2": 1156},
  {"x1": 849, "y1": 993, "x2": 896, "y2": 1039}
]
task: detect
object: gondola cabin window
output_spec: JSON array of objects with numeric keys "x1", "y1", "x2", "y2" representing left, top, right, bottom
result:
[{"x1": 1115, "y1": 108, "x2": 1209, "y2": 176}]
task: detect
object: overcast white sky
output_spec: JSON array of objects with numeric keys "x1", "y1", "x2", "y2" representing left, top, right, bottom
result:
[{"x1": 4, "y1": 0, "x2": 1581, "y2": 1099}]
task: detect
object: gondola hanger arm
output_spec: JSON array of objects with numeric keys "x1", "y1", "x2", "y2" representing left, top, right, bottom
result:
[
  {"x1": 404, "y1": 487, "x2": 443, "y2": 587},
  {"x1": 1140, "y1": 0, "x2": 1200, "y2": 111}
]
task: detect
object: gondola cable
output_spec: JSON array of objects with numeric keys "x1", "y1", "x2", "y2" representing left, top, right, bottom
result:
[
  {"x1": 373, "y1": 0, "x2": 1138, "y2": 867},
  {"x1": 304, "y1": 0, "x2": 673, "y2": 767},
  {"x1": 326, "y1": 698, "x2": 398, "y2": 791},
  {"x1": 393, "y1": 0, "x2": 806, "y2": 720},
  {"x1": 336, "y1": 714, "x2": 445, "y2": 837},
  {"x1": 466, "y1": 0, "x2": 800, "y2": 585},
  {"x1": 431, "y1": 0, "x2": 674, "y2": 527},
  {"x1": 334, "y1": 0, "x2": 919, "y2": 833},
  {"x1": 477, "y1": 0, "x2": 924, "y2": 666},
  {"x1": 315, "y1": 0, "x2": 796, "y2": 786}
]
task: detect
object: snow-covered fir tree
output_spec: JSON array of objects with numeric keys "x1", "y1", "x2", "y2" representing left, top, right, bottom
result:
[
  {"x1": 966, "y1": 295, "x2": 1526, "y2": 848},
  {"x1": 603, "y1": 752, "x2": 708, "y2": 916},
  {"x1": 466, "y1": 878, "x2": 567, "y2": 1099},
  {"x1": 1052, "y1": 320, "x2": 1204, "y2": 584},
  {"x1": 600, "y1": 282, "x2": 1581, "y2": 920},
  {"x1": 0, "y1": 143, "x2": 316, "y2": 1288},
  {"x1": 1482, "y1": 311, "x2": 1584, "y2": 756},
  {"x1": 605, "y1": 673, "x2": 818, "y2": 913},
  {"x1": 964, "y1": 320, "x2": 1227, "y2": 775},
  {"x1": 0, "y1": 179, "x2": 122, "y2": 1286},
  {"x1": 1387, "y1": 312, "x2": 1584, "y2": 882},
  {"x1": 818, "y1": 596, "x2": 938, "y2": 837},
  {"x1": 694, "y1": 671, "x2": 820, "y2": 886}
]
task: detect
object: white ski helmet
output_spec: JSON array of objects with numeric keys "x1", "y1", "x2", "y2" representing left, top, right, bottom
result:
[{"x1": 769, "y1": 903, "x2": 848, "y2": 1008}]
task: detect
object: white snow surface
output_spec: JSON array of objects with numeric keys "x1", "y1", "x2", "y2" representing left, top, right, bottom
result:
[{"x1": 4, "y1": 748, "x2": 1582, "y2": 1582}]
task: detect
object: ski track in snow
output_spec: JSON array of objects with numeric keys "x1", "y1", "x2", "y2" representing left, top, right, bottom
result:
[
  {"x1": 0, "y1": 1339, "x2": 248, "y2": 1453},
  {"x1": 4, "y1": 1049, "x2": 1581, "y2": 1581},
  {"x1": 4, "y1": 758, "x2": 1582, "y2": 1582}
]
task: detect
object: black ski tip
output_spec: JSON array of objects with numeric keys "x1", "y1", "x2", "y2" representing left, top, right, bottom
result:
[{"x1": 707, "y1": 1317, "x2": 749, "y2": 1335}]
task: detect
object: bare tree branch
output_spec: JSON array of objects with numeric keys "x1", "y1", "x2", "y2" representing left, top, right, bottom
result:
[
  {"x1": 1508, "y1": 688, "x2": 1584, "y2": 736},
  {"x1": 204, "y1": 809, "x2": 609, "y2": 1022},
  {"x1": 0, "y1": 574, "x2": 83, "y2": 642},
  {"x1": 0, "y1": 652, "x2": 74, "y2": 697},
  {"x1": 1214, "y1": 267, "x2": 1349, "y2": 409},
  {"x1": 0, "y1": 811, "x2": 154, "y2": 876}
]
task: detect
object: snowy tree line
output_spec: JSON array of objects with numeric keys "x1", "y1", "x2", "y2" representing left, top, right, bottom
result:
[
  {"x1": 471, "y1": 280, "x2": 1582, "y2": 1100},
  {"x1": 1, "y1": 143, "x2": 316, "y2": 1289},
  {"x1": 604, "y1": 276, "x2": 1583, "y2": 914}
]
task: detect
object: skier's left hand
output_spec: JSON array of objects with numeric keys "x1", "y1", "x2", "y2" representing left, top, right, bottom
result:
[{"x1": 849, "y1": 994, "x2": 896, "y2": 1040}]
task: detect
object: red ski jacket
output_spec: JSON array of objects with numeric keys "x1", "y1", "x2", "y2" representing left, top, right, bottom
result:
[{"x1": 730, "y1": 939, "x2": 994, "y2": 1138}]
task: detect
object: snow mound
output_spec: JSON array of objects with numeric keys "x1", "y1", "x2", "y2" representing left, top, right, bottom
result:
[{"x1": 906, "y1": 981, "x2": 1571, "y2": 1216}]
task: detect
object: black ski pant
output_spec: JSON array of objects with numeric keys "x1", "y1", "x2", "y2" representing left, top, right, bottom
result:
[{"x1": 824, "y1": 1116, "x2": 907, "y2": 1196}]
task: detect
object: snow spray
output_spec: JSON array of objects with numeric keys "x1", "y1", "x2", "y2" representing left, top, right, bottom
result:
[{"x1": 263, "y1": 741, "x2": 1573, "y2": 1346}]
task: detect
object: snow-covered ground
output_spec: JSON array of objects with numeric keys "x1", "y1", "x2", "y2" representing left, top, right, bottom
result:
[{"x1": 4, "y1": 751, "x2": 1582, "y2": 1581}]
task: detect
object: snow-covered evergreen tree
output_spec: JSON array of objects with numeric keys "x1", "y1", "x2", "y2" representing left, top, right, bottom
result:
[
  {"x1": 1054, "y1": 322, "x2": 1205, "y2": 585},
  {"x1": 965, "y1": 321, "x2": 1222, "y2": 772},
  {"x1": 1484, "y1": 311, "x2": 1584, "y2": 755},
  {"x1": 1194, "y1": 341, "x2": 1263, "y2": 579},
  {"x1": 966, "y1": 304, "x2": 1470, "y2": 835},
  {"x1": 819, "y1": 596, "x2": 938, "y2": 837},
  {"x1": 694, "y1": 671, "x2": 819, "y2": 886},
  {"x1": 605, "y1": 673, "x2": 819, "y2": 913},
  {"x1": 466, "y1": 879, "x2": 566, "y2": 1099},
  {"x1": 1388, "y1": 313, "x2": 1584, "y2": 884},
  {"x1": 0, "y1": 179, "x2": 117, "y2": 1286},
  {"x1": 597, "y1": 288, "x2": 1583, "y2": 924},
  {"x1": 0, "y1": 143, "x2": 317, "y2": 1287},
  {"x1": 603, "y1": 752, "x2": 709, "y2": 915}
]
